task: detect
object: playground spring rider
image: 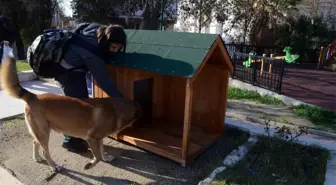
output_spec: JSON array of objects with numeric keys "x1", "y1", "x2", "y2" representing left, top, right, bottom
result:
[
  {"x1": 283, "y1": 46, "x2": 299, "y2": 63},
  {"x1": 244, "y1": 52, "x2": 257, "y2": 67},
  {"x1": 243, "y1": 46, "x2": 299, "y2": 68}
]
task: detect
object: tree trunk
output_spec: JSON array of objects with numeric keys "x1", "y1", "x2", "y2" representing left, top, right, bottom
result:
[
  {"x1": 198, "y1": 0, "x2": 203, "y2": 33},
  {"x1": 142, "y1": 0, "x2": 160, "y2": 30},
  {"x1": 243, "y1": 18, "x2": 248, "y2": 44}
]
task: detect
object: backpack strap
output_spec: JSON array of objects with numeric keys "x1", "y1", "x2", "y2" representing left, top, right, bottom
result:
[
  {"x1": 0, "y1": 44, "x2": 3, "y2": 64},
  {"x1": 69, "y1": 34, "x2": 103, "y2": 58},
  {"x1": 71, "y1": 22, "x2": 91, "y2": 34},
  {"x1": 61, "y1": 33, "x2": 106, "y2": 72}
]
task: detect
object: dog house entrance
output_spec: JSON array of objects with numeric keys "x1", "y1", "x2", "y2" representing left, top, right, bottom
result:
[
  {"x1": 133, "y1": 78, "x2": 153, "y2": 125},
  {"x1": 117, "y1": 76, "x2": 222, "y2": 166}
]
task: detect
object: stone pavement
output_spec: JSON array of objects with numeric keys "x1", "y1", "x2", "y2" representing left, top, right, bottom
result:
[
  {"x1": 226, "y1": 99, "x2": 312, "y2": 128},
  {"x1": 0, "y1": 80, "x2": 62, "y2": 120}
]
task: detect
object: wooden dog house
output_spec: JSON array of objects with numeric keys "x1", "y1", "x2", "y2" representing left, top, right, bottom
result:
[{"x1": 93, "y1": 30, "x2": 234, "y2": 166}]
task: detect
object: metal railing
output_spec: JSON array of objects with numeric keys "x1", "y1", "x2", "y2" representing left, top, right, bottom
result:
[
  {"x1": 225, "y1": 43, "x2": 320, "y2": 63},
  {"x1": 229, "y1": 52, "x2": 285, "y2": 93}
]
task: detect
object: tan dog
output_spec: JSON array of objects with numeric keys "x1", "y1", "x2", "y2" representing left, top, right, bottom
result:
[{"x1": 0, "y1": 51, "x2": 142, "y2": 172}]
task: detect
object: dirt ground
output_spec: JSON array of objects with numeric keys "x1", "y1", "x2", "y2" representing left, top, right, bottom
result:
[{"x1": 0, "y1": 116, "x2": 249, "y2": 185}]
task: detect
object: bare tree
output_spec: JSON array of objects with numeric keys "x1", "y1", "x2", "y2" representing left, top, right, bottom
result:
[
  {"x1": 122, "y1": 0, "x2": 177, "y2": 30},
  {"x1": 325, "y1": 1, "x2": 336, "y2": 31},
  {"x1": 179, "y1": 0, "x2": 218, "y2": 33},
  {"x1": 300, "y1": 0, "x2": 336, "y2": 29},
  {"x1": 300, "y1": 0, "x2": 322, "y2": 17},
  {"x1": 72, "y1": 0, "x2": 123, "y2": 24},
  {"x1": 216, "y1": 0, "x2": 302, "y2": 44}
]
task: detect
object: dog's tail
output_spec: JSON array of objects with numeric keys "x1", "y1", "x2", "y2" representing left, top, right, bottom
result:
[{"x1": 0, "y1": 57, "x2": 36, "y2": 103}]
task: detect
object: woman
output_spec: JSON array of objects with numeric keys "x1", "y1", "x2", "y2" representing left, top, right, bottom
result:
[{"x1": 56, "y1": 23, "x2": 127, "y2": 153}]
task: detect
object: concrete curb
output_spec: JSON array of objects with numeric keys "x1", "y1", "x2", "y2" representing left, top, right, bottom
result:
[
  {"x1": 0, "y1": 167, "x2": 23, "y2": 185},
  {"x1": 325, "y1": 152, "x2": 336, "y2": 185},
  {"x1": 309, "y1": 129, "x2": 336, "y2": 140},
  {"x1": 228, "y1": 78, "x2": 315, "y2": 107},
  {"x1": 0, "y1": 70, "x2": 36, "y2": 90},
  {"x1": 0, "y1": 113, "x2": 23, "y2": 121},
  {"x1": 18, "y1": 70, "x2": 37, "y2": 83},
  {"x1": 38, "y1": 77, "x2": 56, "y2": 84},
  {"x1": 198, "y1": 136, "x2": 258, "y2": 185}
]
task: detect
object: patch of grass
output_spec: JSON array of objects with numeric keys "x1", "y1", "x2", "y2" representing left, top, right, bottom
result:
[
  {"x1": 293, "y1": 105, "x2": 336, "y2": 130},
  {"x1": 228, "y1": 87, "x2": 283, "y2": 105},
  {"x1": 1, "y1": 115, "x2": 25, "y2": 128},
  {"x1": 16, "y1": 60, "x2": 31, "y2": 72},
  {"x1": 260, "y1": 115, "x2": 294, "y2": 125},
  {"x1": 211, "y1": 137, "x2": 329, "y2": 185},
  {"x1": 255, "y1": 110, "x2": 264, "y2": 114},
  {"x1": 279, "y1": 118, "x2": 294, "y2": 125}
]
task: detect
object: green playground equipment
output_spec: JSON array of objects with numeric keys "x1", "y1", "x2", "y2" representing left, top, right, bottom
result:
[
  {"x1": 242, "y1": 46, "x2": 299, "y2": 68},
  {"x1": 243, "y1": 52, "x2": 256, "y2": 67},
  {"x1": 283, "y1": 46, "x2": 299, "y2": 63}
]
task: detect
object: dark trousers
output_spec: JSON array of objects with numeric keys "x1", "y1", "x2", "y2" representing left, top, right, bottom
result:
[{"x1": 55, "y1": 71, "x2": 88, "y2": 144}]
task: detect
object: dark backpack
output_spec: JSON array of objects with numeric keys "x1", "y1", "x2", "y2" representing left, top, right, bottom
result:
[{"x1": 27, "y1": 23, "x2": 103, "y2": 78}]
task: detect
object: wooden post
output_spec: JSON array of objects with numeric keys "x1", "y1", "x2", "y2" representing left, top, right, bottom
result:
[
  {"x1": 219, "y1": 71, "x2": 230, "y2": 132},
  {"x1": 181, "y1": 79, "x2": 193, "y2": 166},
  {"x1": 317, "y1": 47, "x2": 324, "y2": 69},
  {"x1": 261, "y1": 54, "x2": 266, "y2": 75},
  {"x1": 269, "y1": 54, "x2": 274, "y2": 73},
  {"x1": 93, "y1": 80, "x2": 98, "y2": 98}
]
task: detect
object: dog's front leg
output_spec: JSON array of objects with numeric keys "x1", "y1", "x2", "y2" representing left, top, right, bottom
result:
[
  {"x1": 33, "y1": 140, "x2": 43, "y2": 162},
  {"x1": 84, "y1": 138, "x2": 102, "y2": 170},
  {"x1": 100, "y1": 139, "x2": 114, "y2": 162}
]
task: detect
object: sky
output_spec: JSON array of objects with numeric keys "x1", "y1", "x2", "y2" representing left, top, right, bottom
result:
[{"x1": 60, "y1": 0, "x2": 73, "y2": 17}]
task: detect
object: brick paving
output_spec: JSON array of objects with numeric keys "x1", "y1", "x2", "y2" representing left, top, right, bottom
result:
[{"x1": 281, "y1": 64, "x2": 336, "y2": 112}]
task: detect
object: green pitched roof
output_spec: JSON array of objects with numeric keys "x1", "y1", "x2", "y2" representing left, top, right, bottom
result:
[{"x1": 109, "y1": 29, "x2": 219, "y2": 77}]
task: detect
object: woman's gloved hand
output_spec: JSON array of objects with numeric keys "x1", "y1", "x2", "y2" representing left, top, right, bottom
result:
[{"x1": 1, "y1": 41, "x2": 14, "y2": 64}]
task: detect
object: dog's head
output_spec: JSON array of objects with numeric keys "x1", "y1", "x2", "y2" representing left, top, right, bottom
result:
[
  {"x1": 115, "y1": 99, "x2": 143, "y2": 132},
  {"x1": 127, "y1": 101, "x2": 143, "y2": 127}
]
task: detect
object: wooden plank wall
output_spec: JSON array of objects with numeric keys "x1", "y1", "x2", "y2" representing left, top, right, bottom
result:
[
  {"x1": 191, "y1": 65, "x2": 225, "y2": 133},
  {"x1": 162, "y1": 76, "x2": 187, "y2": 125},
  {"x1": 191, "y1": 45, "x2": 229, "y2": 134}
]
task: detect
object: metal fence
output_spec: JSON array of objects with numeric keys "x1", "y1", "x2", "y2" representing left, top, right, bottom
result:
[
  {"x1": 225, "y1": 43, "x2": 320, "y2": 63},
  {"x1": 226, "y1": 44, "x2": 282, "y2": 55},
  {"x1": 229, "y1": 52, "x2": 285, "y2": 93}
]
